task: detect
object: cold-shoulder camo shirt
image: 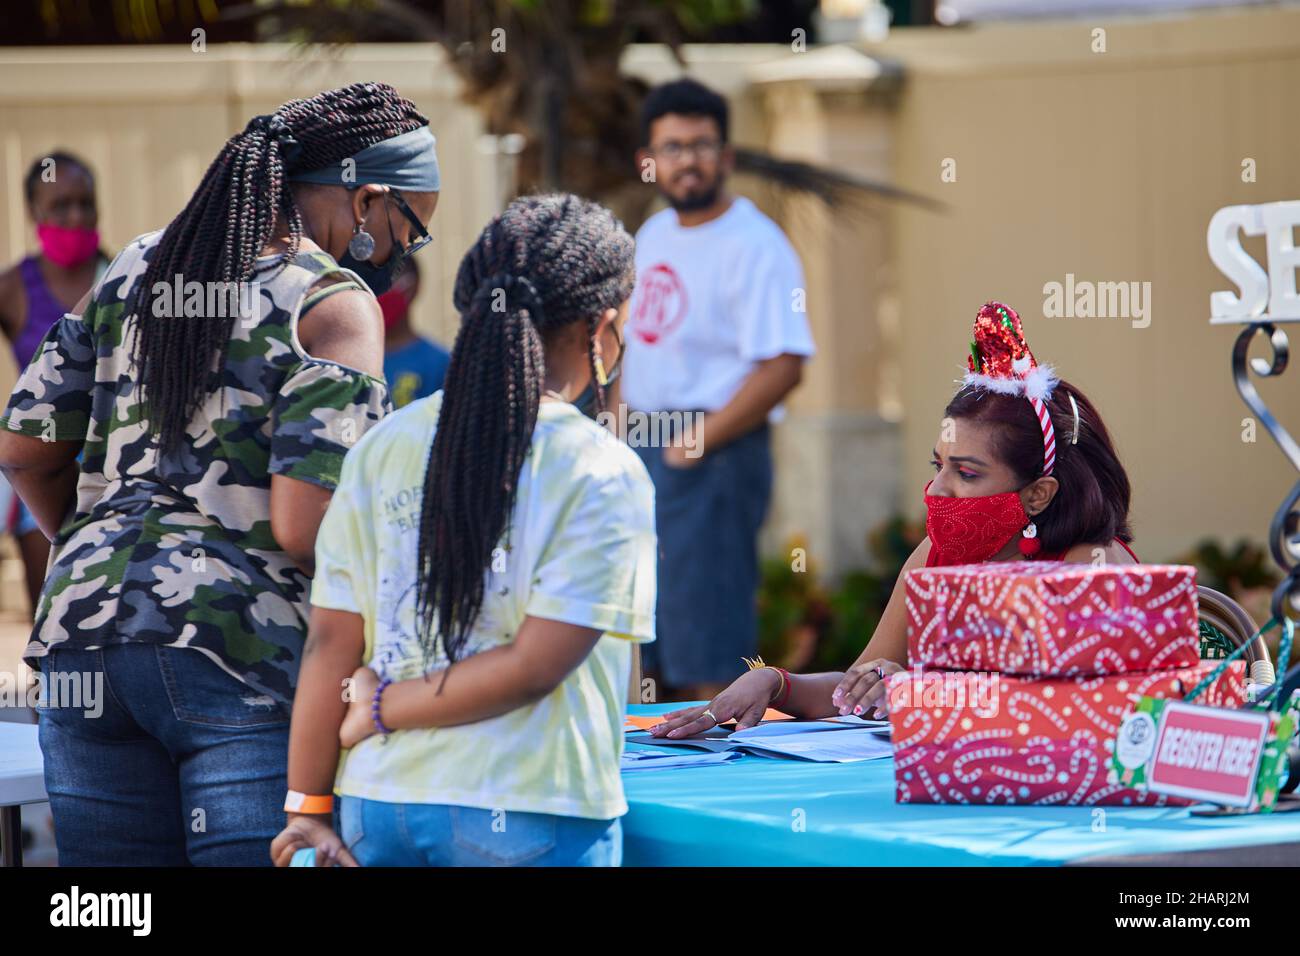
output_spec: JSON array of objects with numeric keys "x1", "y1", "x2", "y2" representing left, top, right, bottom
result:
[{"x1": 1, "y1": 231, "x2": 390, "y2": 709}]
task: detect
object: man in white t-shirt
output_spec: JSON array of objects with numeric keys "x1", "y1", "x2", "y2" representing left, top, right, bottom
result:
[{"x1": 620, "y1": 78, "x2": 815, "y2": 700}]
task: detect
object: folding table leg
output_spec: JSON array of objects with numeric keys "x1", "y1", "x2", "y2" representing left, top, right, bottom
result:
[{"x1": 0, "y1": 807, "x2": 22, "y2": 867}]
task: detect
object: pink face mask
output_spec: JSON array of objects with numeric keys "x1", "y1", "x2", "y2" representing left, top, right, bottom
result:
[{"x1": 37, "y1": 224, "x2": 100, "y2": 269}]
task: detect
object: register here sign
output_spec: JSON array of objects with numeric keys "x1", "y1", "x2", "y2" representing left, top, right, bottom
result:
[{"x1": 1147, "y1": 702, "x2": 1270, "y2": 807}]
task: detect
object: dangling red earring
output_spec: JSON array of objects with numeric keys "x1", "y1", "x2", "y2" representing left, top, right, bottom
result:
[{"x1": 1019, "y1": 519, "x2": 1041, "y2": 557}]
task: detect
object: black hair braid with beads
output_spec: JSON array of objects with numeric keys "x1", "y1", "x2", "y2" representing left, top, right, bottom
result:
[
  {"x1": 128, "y1": 82, "x2": 428, "y2": 453},
  {"x1": 416, "y1": 193, "x2": 635, "y2": 664}
]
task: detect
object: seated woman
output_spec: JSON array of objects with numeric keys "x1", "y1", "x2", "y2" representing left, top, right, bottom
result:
[{"x1": 651, "y1": 301, "x2": 1137, "y2": 737}]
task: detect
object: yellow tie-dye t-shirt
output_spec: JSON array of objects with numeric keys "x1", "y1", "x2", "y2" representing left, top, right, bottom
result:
[{"x1": 311, "y1": 391, "x2": 656, "y2": 820}]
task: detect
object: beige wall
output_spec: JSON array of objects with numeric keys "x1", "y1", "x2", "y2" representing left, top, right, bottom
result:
[{"x1": 871, "y1": 4, "x2": 1300, "y2": 563}]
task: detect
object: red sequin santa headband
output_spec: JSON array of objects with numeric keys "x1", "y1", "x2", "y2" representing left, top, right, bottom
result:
[{"x1": 962, "y1": 301, "x2": 1059, "y2": 476}]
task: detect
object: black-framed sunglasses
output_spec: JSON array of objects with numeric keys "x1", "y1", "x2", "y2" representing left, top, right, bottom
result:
[{"x1": 385, "y1": 188, "x2": 434, "y2": 269}]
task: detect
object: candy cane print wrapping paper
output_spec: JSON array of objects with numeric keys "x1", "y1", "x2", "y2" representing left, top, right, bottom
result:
[
  {"x1": 889, "y1": 661, "x2": 1246, "y2": 806},
  {"x1": 906, "y1": 563, "x2": 1201, "y2": 678}
]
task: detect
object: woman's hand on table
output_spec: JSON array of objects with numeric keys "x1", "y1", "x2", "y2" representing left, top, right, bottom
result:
[
  {"x1": 648, "y1": 667, "x2": 782, "y2": 738},
  {"x1": 270, "y1": 814, "x2": 359, "y2": 867},
  {"x1": 339, "y1": 665, "x2": 380, "y2": 749},
  {"x1": 832, "y1": 658, "x2": 903, "y2": 719}
]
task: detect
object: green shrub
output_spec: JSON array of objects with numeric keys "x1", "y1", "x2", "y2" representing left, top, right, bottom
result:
[{"x1": 758, "y1": 514, "x2": 925, "y2": 672}]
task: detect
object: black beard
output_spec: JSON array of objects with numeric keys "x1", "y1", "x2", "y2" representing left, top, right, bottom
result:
[{"x1": 666, "y1": 181, "x2": 721, "y2": 213}]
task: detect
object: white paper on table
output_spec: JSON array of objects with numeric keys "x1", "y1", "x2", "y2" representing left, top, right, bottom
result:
[
  {"x1": 823, "y1": 714, "x2": 892, "y2": 728},
  {"x1": 727, "y1": 718, "x2": 888, "y2": 741},
  {"x1": 729, "y1": 727, "x2": 895, "y2": 763}
]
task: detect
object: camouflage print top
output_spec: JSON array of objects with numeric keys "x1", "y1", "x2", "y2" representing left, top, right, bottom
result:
[{"x1": 1, "y1": 230, "x2": 390, "y2": 709}]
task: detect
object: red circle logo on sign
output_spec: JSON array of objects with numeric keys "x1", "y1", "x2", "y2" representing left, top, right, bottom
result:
[{"x1": 630, "y1": 263, "x2": 687, "y2": 345}]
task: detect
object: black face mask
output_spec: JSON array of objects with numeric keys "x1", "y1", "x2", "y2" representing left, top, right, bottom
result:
[
  {"x1": 338, "y1": 195, "x2": 411, "y2": 296},
  {"x1": 338, "y1": 248, "x2": 403, "y2": 296}
]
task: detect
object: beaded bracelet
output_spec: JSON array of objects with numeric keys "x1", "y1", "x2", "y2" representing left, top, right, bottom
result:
[{"x1": 371, "y1": 677, "x2": 393, "y2": 739}]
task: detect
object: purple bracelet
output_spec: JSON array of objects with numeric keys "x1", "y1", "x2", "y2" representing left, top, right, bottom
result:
[{"x1": 371, "y1": 677, "x2": 393, "y2": 739}]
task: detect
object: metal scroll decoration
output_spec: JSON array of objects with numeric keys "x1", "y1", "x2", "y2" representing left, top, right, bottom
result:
[{"x1": 1230, "y1": 323, "x2": 1300, "y2": 625}]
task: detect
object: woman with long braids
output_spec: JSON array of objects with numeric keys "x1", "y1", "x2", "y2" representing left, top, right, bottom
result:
[
  {"x1": 0, "y1": 82, "x2": 440, "y2": 865},
  {"x1": 271, "y1": 194, "x2": 655, "y2": 867}
]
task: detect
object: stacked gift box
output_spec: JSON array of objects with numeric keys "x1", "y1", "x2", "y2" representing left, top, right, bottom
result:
[{"x1": 888, "y1": 562, "x2": 1246, "y2": 806}]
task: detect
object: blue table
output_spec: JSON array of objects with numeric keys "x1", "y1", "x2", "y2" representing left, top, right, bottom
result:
[{"x1": 621, "y1": 703, "x2": 1300, "y2": 866}]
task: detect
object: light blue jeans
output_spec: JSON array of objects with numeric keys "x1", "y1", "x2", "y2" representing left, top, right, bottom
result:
[{"x1": 335, "y1": 796, "x2": 622, "y2": 867}]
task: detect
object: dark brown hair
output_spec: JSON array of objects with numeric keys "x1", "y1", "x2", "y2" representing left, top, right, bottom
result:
[
  {"x1": 944, "y1": 378, "x2": 1132, "y2": 555},
  {"x1": 640, "y1": 78, "x2": 729, "y2": 146}
]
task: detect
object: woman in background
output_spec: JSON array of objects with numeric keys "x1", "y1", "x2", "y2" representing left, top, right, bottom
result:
[
  {"x1": 0, "y1": 151, "x2": 108, "y2": 611},
  {"x1": 379, "y1": 257, "x2": 450, "y2": 407}
]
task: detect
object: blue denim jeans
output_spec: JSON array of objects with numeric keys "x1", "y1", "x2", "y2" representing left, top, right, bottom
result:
[
  {"x1": 635, "y1": 422, "x2": 772, "y2": 686},
  {"x1": 338, "y1": 795, "x2": 622, "y2": 866},
  {"x1": 36, "y1": 644, "x2": 290, "y2": 866}
]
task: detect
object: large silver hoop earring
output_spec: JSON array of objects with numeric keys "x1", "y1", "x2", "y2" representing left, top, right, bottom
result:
[{"x1": 348, "y1": 224, "x2": 376, "y2": 261}]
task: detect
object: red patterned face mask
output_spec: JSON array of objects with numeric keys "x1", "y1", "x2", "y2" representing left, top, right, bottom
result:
[
  {"x1": 377, "y1": 287, "x2": 409, "y2": 330},
  {"x1": 924, "y1": 480, "x2": 1028, "y2": 567}
]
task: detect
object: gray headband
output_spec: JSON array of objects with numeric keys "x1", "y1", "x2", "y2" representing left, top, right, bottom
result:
[{"x1": 289, "y1": 126, "x2": 440, "y2": 192}]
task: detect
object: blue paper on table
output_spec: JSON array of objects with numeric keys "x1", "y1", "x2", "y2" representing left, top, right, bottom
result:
[
  {"x1": 627, "y1": 719, "x2": 894, "y2": 763},
  {"x1": 620, "y1": 750, "x2": 742, "y2": 772},
  {"x1": 732, "y1": 718, "x2": 888, "y2": 737}
]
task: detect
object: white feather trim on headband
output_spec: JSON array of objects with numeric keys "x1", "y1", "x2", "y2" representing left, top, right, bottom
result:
[{"x1": 960, "y1": 364, "x2": 1059, "y2": 402}]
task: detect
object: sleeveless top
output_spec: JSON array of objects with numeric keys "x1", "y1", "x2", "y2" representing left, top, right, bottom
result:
[
  {"x1": 1042, "y1": 539, "x2": 1141, "y2": 562},
  {"x1": 1, "y1": 231, "x2": 391, "y2": 709},
  {"x1": 16, "y1": 257, "x2": 73, "y2": 368}
]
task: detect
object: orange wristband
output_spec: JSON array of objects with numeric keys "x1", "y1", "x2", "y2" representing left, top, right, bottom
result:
[{"x1": 284, "y1": 790, "x2": 334, "y2": 815}]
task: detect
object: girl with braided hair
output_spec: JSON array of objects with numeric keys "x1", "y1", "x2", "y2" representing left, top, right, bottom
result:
[
  {"x1": 272, "y1": 194, "x2": 655, "y2": 867},
  {"x1": 0, "y1": 82, "x2": 440, "y2": 865}
]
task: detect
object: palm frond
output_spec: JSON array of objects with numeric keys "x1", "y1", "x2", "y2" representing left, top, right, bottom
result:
[
  {"x1": 735, "y1": 147, "x2": 943, "y2": 211},
  {"x1": 219, "y1": 0, "x2": 940, "y2": 215}
]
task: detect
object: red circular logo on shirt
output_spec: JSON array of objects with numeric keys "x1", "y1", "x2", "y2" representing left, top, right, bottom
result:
[{"x1": 630, "y1": 263, "x2": 687, "y2": 345}]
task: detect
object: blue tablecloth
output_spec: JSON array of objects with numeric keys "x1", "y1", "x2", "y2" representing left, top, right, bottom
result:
[{"x1": 621, "y1": 703, "x2": 1300, "y2": 866}]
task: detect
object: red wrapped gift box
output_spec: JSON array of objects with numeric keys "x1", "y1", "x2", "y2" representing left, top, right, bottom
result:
[
  {"x1": 889, "y1": 661, "x2": 1245, "y2": 806},
  {"x1": 905, "y1": 562, "x2": 1200, "y2": 678}
]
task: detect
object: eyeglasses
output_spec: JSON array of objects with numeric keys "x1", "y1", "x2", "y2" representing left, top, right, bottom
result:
[
  {"x1": 650, "y1": 139, "x2": 723, "y2": 162},
  {"x1": 385, "y1": 188, "x2": 434, "y2": 271}
]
